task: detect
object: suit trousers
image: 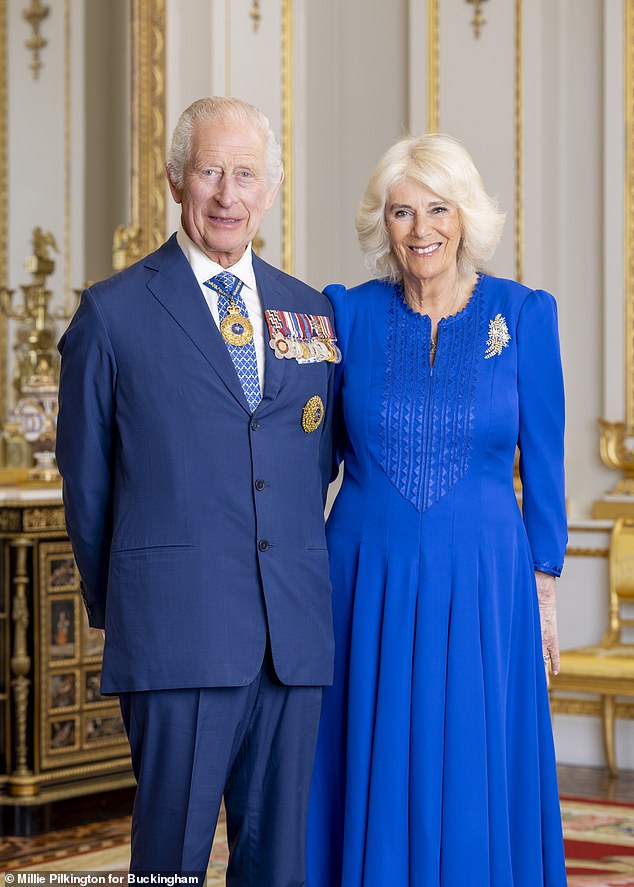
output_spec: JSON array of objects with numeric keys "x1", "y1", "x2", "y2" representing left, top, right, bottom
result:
[{"x1": 119, "y1": 652, "x2": 323, "y2": 886}]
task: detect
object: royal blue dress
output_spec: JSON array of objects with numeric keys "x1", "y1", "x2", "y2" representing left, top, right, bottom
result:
[{"x1": 306, "y1": 274, "x2": 568, "y2": 887}]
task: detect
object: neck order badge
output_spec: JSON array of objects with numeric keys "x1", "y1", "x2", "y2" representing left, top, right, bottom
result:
[
  {"x1": 203, "y1": 272, "x2": 261, "y2": 411},
  {"x1": 205, "y1": 271, "x2": 254, "y2": 347}
]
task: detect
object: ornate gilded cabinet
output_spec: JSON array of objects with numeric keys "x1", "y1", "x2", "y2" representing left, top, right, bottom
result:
[{"x1": 0, "y1": 482, "x2": 133, "y2": 829}]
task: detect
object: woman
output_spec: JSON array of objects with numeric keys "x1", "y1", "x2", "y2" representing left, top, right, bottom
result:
[{"x1": 307, "y1": 134, "x2": 567, "y2": 886}]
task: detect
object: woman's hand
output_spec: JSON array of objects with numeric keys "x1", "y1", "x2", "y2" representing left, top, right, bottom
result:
[{"x1": 535, "y1": 570, "x2": 559, "y2": 686}]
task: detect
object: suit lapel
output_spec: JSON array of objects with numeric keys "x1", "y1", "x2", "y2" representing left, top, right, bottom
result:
[
  {"x1": 253, "y1": 256, "x2": 288, "y2": 406},
  {"x1": 146, "y1": 237, "x2": 250, "y2": 411}
]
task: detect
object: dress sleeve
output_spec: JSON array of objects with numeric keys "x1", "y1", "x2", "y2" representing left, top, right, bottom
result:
[
  {"x1": 516, "y1": 289, "x2": 567, "y2": 576},
  {"x1": 317, "y1": 294, "x2": 337, "y2": 503},
  {"x1": 323, "y1": 284, "x2": 349, "y2": 481},
  {"x1": 56, "y1": 290, "x2": 117, "y2": 628}
]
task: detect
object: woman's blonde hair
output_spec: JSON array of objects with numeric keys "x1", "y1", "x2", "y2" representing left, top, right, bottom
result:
[{"x1": 356, "y1": 133, "x2": 505, "y2": 280}]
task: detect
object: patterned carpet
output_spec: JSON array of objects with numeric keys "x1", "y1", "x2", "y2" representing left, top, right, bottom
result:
[
  {"x1": 563, "y1": 798, "x2": 634, "y2": 887},
  {"x1": 0, "y1": 813, "x2": 228, "y2": 885},
  {"x1": 1, "y1": 796, "x2": 633, "y2": 884}
]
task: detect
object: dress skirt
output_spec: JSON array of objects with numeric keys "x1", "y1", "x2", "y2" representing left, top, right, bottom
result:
[{"x1": 307, "y1": 274, "x2": 568, "y2": 887}]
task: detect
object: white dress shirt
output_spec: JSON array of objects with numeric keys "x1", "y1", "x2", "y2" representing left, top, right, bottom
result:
[{"x1": 176, "y1": 226, "x2": 266, "y2": 392}]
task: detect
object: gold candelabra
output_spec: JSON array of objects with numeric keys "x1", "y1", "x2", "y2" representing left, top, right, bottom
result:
[
  {"x1": 0, "y1": 227, "x2": 79, "y2": 481},
  {"x1": 597, "y1": 419, "x2": 634, "y2": 494},
  {"x1": 593, "y1": 419, "x2": 634, "y2": 517}
]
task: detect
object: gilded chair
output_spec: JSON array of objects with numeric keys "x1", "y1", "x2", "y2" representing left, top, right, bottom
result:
[{"x1": 550, "y1": 517, "x2": 634, "y2": 775}]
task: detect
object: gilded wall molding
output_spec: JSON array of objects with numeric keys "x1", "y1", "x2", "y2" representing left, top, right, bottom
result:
[
  {"x1": 281, "y1": 0, "x2": 293, "y2": 274},
  {"x1": 565, "y1": 546, "x2": 609, "y2": 558},
  {"x1": 427, "y1": 0, "x2": 439, "y2": 133},
  {"x1": 594, "y1": 0, "x2": 634, "y2": 510},
  {"x1": 626, "y1": 0, "x2": 634, "y2": 427},
  {"x1": 127, "y1": 0, "x2": 167, "y2": 264},
  {"x1": 550, "y1": 697, "x2": 634, "y2": 720},
  {"x1": 514, "y1": 0, "x2": 523, "y2": 283},
  {"x1": 0, "y1": 0, "x2": 8, "y2": 420},
  {"x1": 64, "y1": 0, "x2": 71, "y2": 309}
]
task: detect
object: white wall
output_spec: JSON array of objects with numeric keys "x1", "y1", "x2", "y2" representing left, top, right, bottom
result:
[{"x1": 302, "y1": 0, "x2": 409, "y2": 290}]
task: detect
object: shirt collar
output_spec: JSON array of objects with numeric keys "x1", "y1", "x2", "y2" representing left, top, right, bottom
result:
[{"x1": 176, "y1": 226, "x2": 256, "y2": 290}]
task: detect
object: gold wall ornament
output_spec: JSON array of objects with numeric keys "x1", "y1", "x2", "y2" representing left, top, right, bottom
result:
[
  {"x1": 112, "y1": 224, "x2": 143, "y2": 272},
  {"x1": 0, "y1": 0, "x2": 7, "y2": 422},
  {"x1": 124, "y1": 0, "x2": 167, "y2": 270},
  {"x1": 595, "y1": 0, "x2": 634, "y2": 516},
  {"x1": 250, "y1": 0, "x2": 261, "y2": 32},
  {"x1": 514, "y1": 0, "x2": 523, "y2": 283},
  {"x1": 22, "y1": 0, "x2": 50, "y2": 79},
  {"x1": 281, "y1": 0, "x2": 294, "y2": 274},
  {"x1": 627, "y1": 0, "x2": 634, "y2": 429},
  {"x1": 64, "y1": 0, "x2": 71, "y2": 309},
  {"x1": 466, "y1": 0, "x2": 489, "y2": 39}
]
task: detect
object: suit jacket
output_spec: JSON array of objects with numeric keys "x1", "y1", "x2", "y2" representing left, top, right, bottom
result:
[{"x1": 56, "y1": 234, "x2": 335, "y2": 693}]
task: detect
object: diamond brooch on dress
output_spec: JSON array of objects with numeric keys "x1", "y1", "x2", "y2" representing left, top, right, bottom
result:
[{"x1": 484, "y1": 314, "x2": 511, "y2": 359}]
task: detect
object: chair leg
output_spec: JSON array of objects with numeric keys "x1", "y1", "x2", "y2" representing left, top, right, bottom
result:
[{"x1": 602, "y1": 695, "x2": 617, "y2": 777}]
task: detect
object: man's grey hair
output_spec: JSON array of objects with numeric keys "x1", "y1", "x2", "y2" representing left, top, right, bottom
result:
[{"x1": 166, "y1": 96, "x2": 283, "y2": 189}]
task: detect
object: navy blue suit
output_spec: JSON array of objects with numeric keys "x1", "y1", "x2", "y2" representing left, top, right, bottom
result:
[{"x1": 56, "y1": 234, "x2": 335, "y2": 882}]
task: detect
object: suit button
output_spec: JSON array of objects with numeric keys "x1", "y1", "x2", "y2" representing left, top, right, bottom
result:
[
  {"x1": 255, "y1": 479, "x2": 265, "y2": 491},
  {"x1": 251, "y1": 419, "x2": 261, "y2": 430},
  {"x1": 258, "y1": 540, "x2": 269, "y2": 552}
]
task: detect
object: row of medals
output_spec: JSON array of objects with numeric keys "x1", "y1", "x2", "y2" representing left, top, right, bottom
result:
[{"x1": 222, "y1": 302, "x2": 341, "y2": 363}]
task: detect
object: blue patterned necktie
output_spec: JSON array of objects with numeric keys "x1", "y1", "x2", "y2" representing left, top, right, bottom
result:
[{"x1": 203, "y1": 271, "x2": 262, "y2": 412}]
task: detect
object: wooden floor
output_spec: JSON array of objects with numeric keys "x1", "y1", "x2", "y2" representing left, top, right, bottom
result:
[{"x1": 558, "y1": 762, "x2": 634, "y2": 803}]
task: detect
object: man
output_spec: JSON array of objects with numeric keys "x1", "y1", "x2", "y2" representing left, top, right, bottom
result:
[{"x1": 56, "y1": 97, "x2": 336, "y2": 884}]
